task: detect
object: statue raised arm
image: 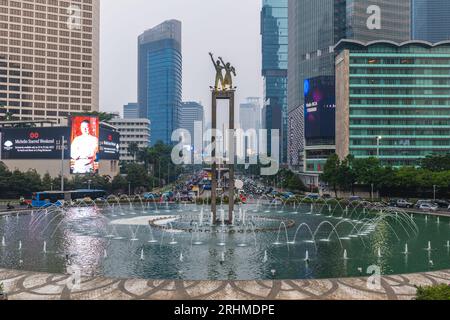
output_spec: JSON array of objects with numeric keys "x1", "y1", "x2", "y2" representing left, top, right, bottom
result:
[{"x1": 209, "y1": 52, "x2": 224, "y2": 90}]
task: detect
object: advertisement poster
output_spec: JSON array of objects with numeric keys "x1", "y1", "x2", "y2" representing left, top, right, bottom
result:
[
  {"x1": 0, "y1": 127, "x2": 67, "y2": 159},
  {"x1": 99, "y1": 129, "x2": 120, "y2": 160},
  {"x1": 70, "y1": 116, "x2": 99, "y2": 174},
  {"x1": 304, "y1": 76, "x2": 336, "y2": 140}
]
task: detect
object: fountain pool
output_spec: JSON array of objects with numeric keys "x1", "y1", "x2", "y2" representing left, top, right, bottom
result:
[{"x1": 0, "y1": 199, "x2": 449, "y2": 281}]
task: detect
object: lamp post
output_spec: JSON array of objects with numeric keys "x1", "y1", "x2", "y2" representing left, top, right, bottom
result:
[
  {"x1": 433, "y1": 185, "x2": 437, "y2": 202},
  {"x1": 87, "y1": 179, "x2": 92, "y2": 190},
  {"x1": 128, "y1": 182, "x2": 131, "y2": 196},
  {"x1": 376, "y1": 136, "x2": 383, "y2": 158}
]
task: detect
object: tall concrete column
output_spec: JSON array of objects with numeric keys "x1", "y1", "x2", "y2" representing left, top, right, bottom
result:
[
  {"x1": 211, "y1": 91, "x2": 218, "y2": 223},
  {"x1": 228, "y1": 91, "x2": 235, "y2": 223}
]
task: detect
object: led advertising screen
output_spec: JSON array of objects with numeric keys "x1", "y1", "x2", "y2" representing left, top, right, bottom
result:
[
  {"x1": 70, "y1": 116, "x2": 99, "y2": 174},
  {"x1": 304, "y1": 76, "x2": 336, "y2": 140},
  {"x1": 0, "y1": 127, "x2": 68, "y2": 160},
  {"x1": 99, "y1": 129, "x2": 120, "y2": 160}
]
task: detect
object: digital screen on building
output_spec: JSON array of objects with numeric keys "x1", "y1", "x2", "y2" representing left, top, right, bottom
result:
[
  {"x1": 304, "y1": 76, "x2": 336, "y2": 140},
  {"x1": 99, "y1": 129, "x2": 120, "y2": 160},
  {"x1": 70, "y1": 116, "x2": 99, "y2": 174},
  {"x1": 0, "y1": 127, "x2": 68, "y2": 160}
]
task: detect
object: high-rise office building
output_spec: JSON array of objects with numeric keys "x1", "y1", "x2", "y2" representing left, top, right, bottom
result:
[
  {"x1": 239, "y1": 97, "x2": 261, "y2": 132},
  {"x1": 0, "y1": 0, "x2": 100, "y2": 123},
  {"x1": 335, "y1": 40, "x2": 450, "y2": 167},
  {"x1": 240, "y1": 97, "x2": 261, "y2": 158},
  {"x1": 261, "y1": 0, "x2": 288, "y2": 164},
  {"x1": 287, "y1": 0, "x2": 411, "y2": 174},
  {"x1": 109, "y1": 118, "x2": 151, "y2": 163},
  {"x1": 412, "y1": 0, "x2": 450, "y2": 43},
  {"x1": 138, "y1": 20, "x2": 182, "y2": 146},
  {"x1": 123, "y1": 102, "x2": 140, "y2": 119},
  {"x1": 178, "y1": 101, "x2": 204, "y2": 145}
]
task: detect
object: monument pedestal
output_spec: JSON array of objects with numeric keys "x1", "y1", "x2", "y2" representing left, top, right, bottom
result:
[{"x1": 211, "y1": 89, "x2": 235, "y2": 224}]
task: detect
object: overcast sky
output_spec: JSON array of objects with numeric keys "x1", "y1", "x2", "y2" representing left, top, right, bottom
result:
[{"x1": 100, "y1": 0, "x2": 263, "y2": 121}]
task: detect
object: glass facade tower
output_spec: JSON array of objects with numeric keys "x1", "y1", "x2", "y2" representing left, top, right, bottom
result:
[
  {"x1": 287, "y1": 0, "x2": 411, "y2": 170},
  {"x1": 261, "y1": 0, "x2": 288, "y2": 164},
  {"x1": 336, "y1": 40, "x2": 450, "y2": 167},
  {"x1": 138, "y1": 20, "x2": 182, "y2": 146},
  {"x1": 412, "y1": 0, "x2": 450, "y2": 43}
]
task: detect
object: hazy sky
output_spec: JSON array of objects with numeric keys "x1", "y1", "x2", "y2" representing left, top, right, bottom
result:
[{"x1": 100, "y1": 0, "x2": 263, "y2": 121}]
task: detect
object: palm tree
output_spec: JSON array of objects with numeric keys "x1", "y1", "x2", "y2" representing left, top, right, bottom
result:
[{"x1": 127, "y1": 142, "x2": 140, "y2": 162}]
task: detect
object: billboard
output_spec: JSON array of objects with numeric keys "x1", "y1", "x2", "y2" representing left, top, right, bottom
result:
[
  {"x1": 70, "y1": 116, "x2": 99, "y2": 174},
  {"x1": 99, "y1": 129, "x2": 120, "y2": 160},
  {"x1": 0, "y1": 127, "x2": 68, "y2": 160},
  {"x1": 304, "y1": 76, "x2": 336, "y2": 140}
]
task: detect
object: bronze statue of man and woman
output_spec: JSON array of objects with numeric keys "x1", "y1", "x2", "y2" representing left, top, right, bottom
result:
[{"x1": 209, "y1": 52, "x2": 236, "y2": 91}]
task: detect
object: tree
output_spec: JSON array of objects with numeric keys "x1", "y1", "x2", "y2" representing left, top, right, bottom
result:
[
  {"x1": 125, "y1": 163, "x2": 149, "y2": 194},
  {"x1": 352, "y1": 157, "x2": 382, "y2": 198},
  {"x1": 127, "y1": 142, "x2": 140, "y2": 162},
  {"x1": 321, "y1": 154, "x2": 341, "y2": 197},
  {"x1": 42, "y1": 173, "x2": 53, "y2": 190},
  {"x1": 112, "y1": 175, "x2": 128, "y2": 193},
  {"x1": 421, "y1": 154, "x2": 450, "y2": 172},
  {"x1": 337, "y1": 155, "x2": 357, "y2": 194}
]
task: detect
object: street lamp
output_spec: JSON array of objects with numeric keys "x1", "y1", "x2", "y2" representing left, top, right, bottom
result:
[
  {"x1": 128, "y1": 182, "x2": 131, "y2": 196},
  {"x1": 87, "y1": 179, "x2": 92, "y2": 190},
  {"x1": 376, "y1": 136, "x2": 383, "y2": 158},
  {"x1": 433, "y1": 185, "x2": 437, "y2": 202}
]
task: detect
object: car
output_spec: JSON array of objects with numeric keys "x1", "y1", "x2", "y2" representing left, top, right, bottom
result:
[
  {"x1": 396, "y1": 199, "x2": 414, "y2": 208},
  {"x1": 415, "y1": 200, "x2": 432, "y2": 208},
  {"x1": 143, "y1": 193, "x2": 158, "y2": 200},
  {"x1": 306, "y1": 193, "x2": 320, "y2": 200},
  {"x1": 419, "y1": 203, "x2": 438, "y2": 211},
  {"x1": 434, "y1": 200, "x2": 449, "y2": 209},
  {"x1": 388, "y1": 199, "x2": 398, "y2": 207},
  {"x1": 349, "y1": 196, "x2": 363, "y2": 202}
]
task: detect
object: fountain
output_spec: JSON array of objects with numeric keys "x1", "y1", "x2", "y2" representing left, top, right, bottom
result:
[
  {"x1": 43, "y1": 241, "x2": 47, "y2": 253},
  {"x1": 263, "y1": 250, "x2": 268, "y2": 263},
  {"x1": 1, "y1": 53, "x2": 448, "y2": 281},
  {"x1": 403, "y1": 244, "x2": 409, "y2": 255}
]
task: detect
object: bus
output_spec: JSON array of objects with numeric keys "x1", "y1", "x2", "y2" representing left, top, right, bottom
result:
[{"x1": 31, "y1": 189, "x2": 107, "y2": 208}]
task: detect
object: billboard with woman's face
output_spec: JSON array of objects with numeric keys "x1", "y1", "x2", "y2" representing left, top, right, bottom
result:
[{"x1": 70, "y1": 116, "x2": 99, "y2": 174}]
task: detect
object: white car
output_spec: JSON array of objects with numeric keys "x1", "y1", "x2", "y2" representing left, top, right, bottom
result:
[{"x1": 419, "y1": 203, "x2": 438, "y2": 211}]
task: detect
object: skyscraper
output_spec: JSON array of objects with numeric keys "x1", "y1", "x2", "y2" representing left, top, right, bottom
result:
[
  {"x1": 412, "y1": 0, "x2": 450, "y2": 43},
  {"x1": 239, "y1": 97, "x2": 261, "y2": 132},
  {"x1": 261, "y1": 0, "x2": 288, "y2": 164},
  {"x1": 240, "y1": 97, "x2": 261, "y2": 158},
  {"x1": 287, "y1": 0, "x2": 411, "y2": 172},
  {"x1": 123, "y1": 103, "x2": 140, "y2": 119},
  {"x1": 0, "y1": 0, "x2": 100, "y2": 123},
  {"x1": 178, "y1": 101, "x2": 204, "y2": 145},
  {"x1": 138, "y1": 20, "x2": 182, "y2": 146}
]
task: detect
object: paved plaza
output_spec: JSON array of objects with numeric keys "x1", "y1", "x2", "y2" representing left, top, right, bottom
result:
[{"x1": 0, "y1": 268, "x2": 448, "y2": 300}]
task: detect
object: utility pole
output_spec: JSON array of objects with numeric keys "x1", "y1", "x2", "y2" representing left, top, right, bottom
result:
[{"x1": 61, "y1": 136, "x2": 65, "y2": 192}]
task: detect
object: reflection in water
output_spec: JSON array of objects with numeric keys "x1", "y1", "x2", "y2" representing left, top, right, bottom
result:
[{"x1": 0, "y1": 201, "x2": 449, "y2": 281}]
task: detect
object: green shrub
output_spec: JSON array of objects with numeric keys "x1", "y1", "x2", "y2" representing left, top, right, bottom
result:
[{"x1": 416, "y1": 284, "x2": 450, "y2": 300}]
